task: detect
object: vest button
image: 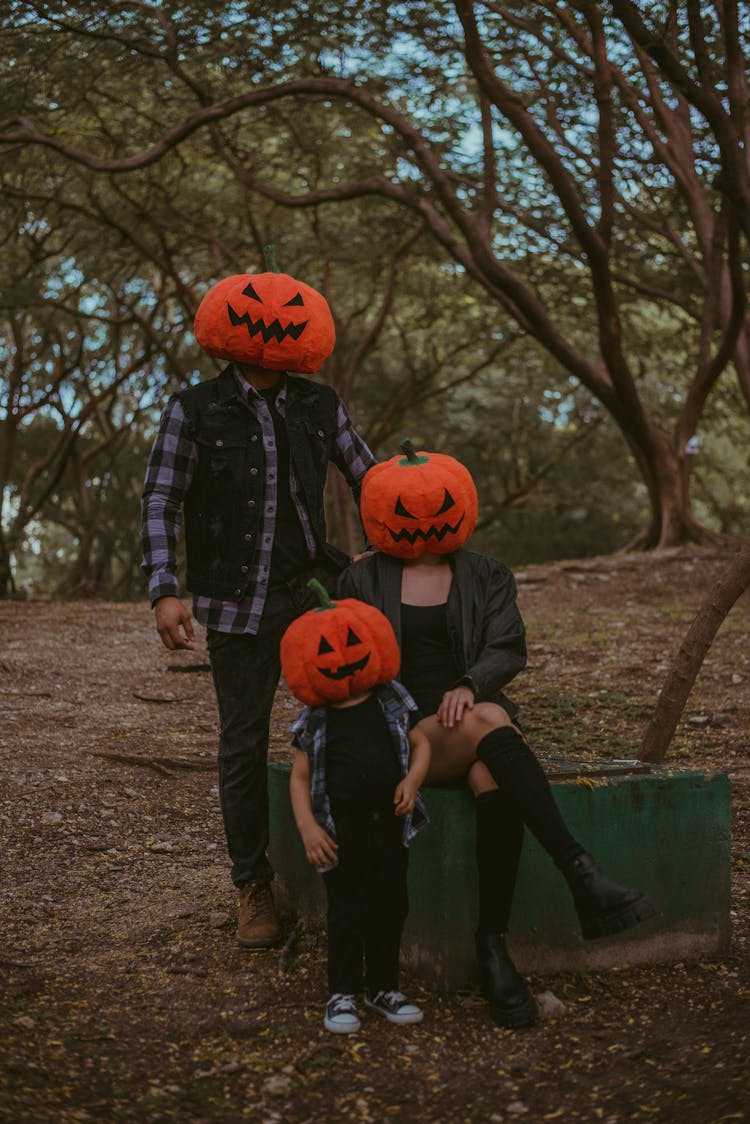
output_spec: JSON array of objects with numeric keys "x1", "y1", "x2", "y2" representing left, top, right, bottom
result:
[
  {"x1": 215, "y1": 439, "x2": 224, "y2": 447},
  {"x1": 318, "y1": 429, "x2": 325, "y2": 437},
  {"x1": 251, "y1": 434, "x2": 259, "y2": 442},
  {"x1": 250, "y1": 467, "x2": 258, "y2": 476},
  {"x1": 240, "y1": 565, "x2": 249, "y2": 574},
  {"x1": 247, "y1": 499, "x2": 256, "y2": 508},
  {"x1": 233, "y1": 588, "x2": 241, "y2": 596}
]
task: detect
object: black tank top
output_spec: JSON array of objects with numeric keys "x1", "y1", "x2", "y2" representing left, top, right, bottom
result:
[{"x1": 399, "y1": 602, "x2": 461, "y2": 716}]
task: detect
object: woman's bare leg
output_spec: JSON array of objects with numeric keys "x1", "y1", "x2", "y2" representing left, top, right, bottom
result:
[
  {"x1": 468, "y1": 761, "x2": 497, "y2": 795},
  {"x1": 421, "y1": 702, "x2": 516, "y2": 786}
]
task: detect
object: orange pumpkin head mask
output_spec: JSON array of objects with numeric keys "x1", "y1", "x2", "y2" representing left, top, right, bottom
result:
[
  {"x1": 193, "y1": 272, "x2": 335, "y2": 373},
  {"x1": 361, "y1": 439, "x2": 478, "y2": 559},
  {"x1": 280, "y1": 580, "x2": 400, "y2": 706}
]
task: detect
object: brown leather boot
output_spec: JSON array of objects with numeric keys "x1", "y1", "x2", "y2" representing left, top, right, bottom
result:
[{"x1": 237, "y1": 881, "x2": 280, "y2": 948}]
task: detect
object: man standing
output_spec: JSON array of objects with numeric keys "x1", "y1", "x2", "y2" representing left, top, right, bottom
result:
[{"x1": 141, "y1": 268, "x2": 376, "y2": 948}]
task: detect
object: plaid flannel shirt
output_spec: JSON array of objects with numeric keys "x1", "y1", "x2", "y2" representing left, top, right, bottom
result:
[
  {"x1": 291, "y1": 680, "x2": 429, "y2": 873},
  {"x1": 141, "y1": 366, "x2": 376, "y2": 634}
]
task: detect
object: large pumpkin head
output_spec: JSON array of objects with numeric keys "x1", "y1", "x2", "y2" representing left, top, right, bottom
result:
[
  {"x1": 280, "y1": 580, "x2": 400, "y2": 706},
  {"x1": 193, "y1": 272, "x2": 335, "y2": 373},
  {"x1": 361, "y1": 439, "x2": 478, "y2": 559}
]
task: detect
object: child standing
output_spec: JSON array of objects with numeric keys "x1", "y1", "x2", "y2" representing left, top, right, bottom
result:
[{"x1": 281, "y1": 582, "x2": 430, "y2": 1035}]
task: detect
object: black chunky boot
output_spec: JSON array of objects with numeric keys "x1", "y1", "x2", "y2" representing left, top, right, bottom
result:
[
  {"x1": 475, "y1": 931, "x2": 538, "y2": 1028},
  {"x1": 561, "y1": 852, "x2": 656, "y2": 940}
]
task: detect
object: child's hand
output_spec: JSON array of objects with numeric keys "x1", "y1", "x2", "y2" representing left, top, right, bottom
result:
[
  {"x1": 394, "y1": 779, "x2": 418, "y2": 817},
  {"x1": 300, "y1": 822, "x2": 338, "y2": 868}
]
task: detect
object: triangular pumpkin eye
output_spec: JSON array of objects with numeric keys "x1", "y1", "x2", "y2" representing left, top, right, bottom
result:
[
  {"x1": 283, "y1": 292, "x2": 304, "y2": 306},
  {"x1": 346, "y1": 627, "x2": 361, "y2": 646},
  {"x1": 318, "y1": 635, "x2": 334, "y2": 655},
  {"x1": 434, "y1": 488, "x2": 456, "y2": 516},
  {"x1": 394, "y1": 497, "x2": 416, "y2": 519},
  {"x1": 242, "y1": 281, "x2": 262, "y2": 301}
]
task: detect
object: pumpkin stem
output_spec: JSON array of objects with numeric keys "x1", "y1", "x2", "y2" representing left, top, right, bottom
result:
[
  {"x1": 398, "y1": 438, "x2": 429, "y2": 466},
  {"x1": 307, "y1": 577, "x2": 334, "y2": 610},
  {"x1": 264, "y1": 243, "x2": 280, "y2": 272},
  {"x1": 399, "y1": 439, "x2": 420, "y2": 463}
]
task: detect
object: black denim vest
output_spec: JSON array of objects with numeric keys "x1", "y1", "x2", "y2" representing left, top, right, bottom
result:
[{"x1": 177, "y1": 366, "x2": 347, "y2": 600}]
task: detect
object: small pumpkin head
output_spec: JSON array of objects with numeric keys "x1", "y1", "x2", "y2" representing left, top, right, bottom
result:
[
  {"x1": 193, "y1": 272, "x2": 335, "y2": 373},
  {"x1": 361, "y1": 439, "x2": 478, "y2": 559},
  {"x1": 280, "y1": 580, "x2": 400, "y2": 706}
]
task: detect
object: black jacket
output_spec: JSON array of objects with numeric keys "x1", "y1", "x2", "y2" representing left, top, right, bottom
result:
[
  {"x1": 177, "y1": 367, "x2": 348, "y2": 599},
  {"x1": 337, "y1": 549, "x2": 527, "y2": 706}
]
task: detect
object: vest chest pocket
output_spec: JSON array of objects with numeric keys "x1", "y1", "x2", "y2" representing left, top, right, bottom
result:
[
  {"x1": 195, "y1": 434, "x2": 247, "y2": 477},
  {"x1": 301, "y1": 418, "x2": 336, "y2": 466},
  {"x1": 194, "y1": 411, "x2": 257, "y2": 476}
]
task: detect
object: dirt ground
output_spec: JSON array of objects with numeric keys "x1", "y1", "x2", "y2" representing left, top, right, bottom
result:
[{"x1": 1, "y1": 546, "x2": 749, "y2": 1123}]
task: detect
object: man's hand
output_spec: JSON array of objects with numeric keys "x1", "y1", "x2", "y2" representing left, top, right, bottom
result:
[
  {"x1": 299, "y1": 821, "x2": 339, "y2": 868},
  {"x1": 349, "y1": 550, "x2": 375, "y2": 564},
  {"x1": 437, "y1": 686, "x2": 475, "y2": 729},
  {"x1": 154, "y1": 596, "x2": 195, "y2": 651}
]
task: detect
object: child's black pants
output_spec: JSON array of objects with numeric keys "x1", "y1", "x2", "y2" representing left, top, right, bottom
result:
[{"x1": 323, "y1": 802, "x2": 409, "y2": 996}]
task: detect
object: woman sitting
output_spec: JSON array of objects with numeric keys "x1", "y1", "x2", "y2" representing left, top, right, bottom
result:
[{"x1": 339, "y1": 441, "x2": 655, "y2": 1029}]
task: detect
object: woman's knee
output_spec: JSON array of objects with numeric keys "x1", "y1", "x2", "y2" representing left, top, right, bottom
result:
[{"x1": 467, "y1": 702, "x2": 514, "y2": 736}]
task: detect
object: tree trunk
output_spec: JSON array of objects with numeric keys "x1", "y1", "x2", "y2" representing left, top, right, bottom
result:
[
  {"x1": 324, "y1": 470, "x2": 359, "y2": 558},
  {"x1": 626, "y1": 421, "x2": 724, "y2": 550},
  {"x1": 0, "y1": 531, "x2": 15, "y2": 598},
  {"x1": 59, "y1": 527, "x2": 114, "y2": 599},
  {"x1": 640, "y1": 538, "x2": 750, "y2": 762}
]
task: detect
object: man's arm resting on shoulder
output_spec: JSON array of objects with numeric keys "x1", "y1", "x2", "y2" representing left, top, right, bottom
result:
[
  {"x1": 329, "y1": 397, "x2": 378, "y2": 559},
  {"x1": 329, "y1": 397, "x2": 377, "y2": 492}
]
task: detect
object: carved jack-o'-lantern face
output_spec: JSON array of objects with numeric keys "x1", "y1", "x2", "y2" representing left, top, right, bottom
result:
[
  {"x1": 361, "y1": 440, "x2": 478, "y2": 559},
  {"x1": 280, "y1": 581, "x2": 400, "y2": 706},
  {"x1": 193, "y1": 272, "x2": 335, "y2": 373}
]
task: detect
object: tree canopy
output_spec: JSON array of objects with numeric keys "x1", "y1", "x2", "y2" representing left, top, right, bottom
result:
[{"x1": 1, "y1": 1, "x2": 749, "y2": 596}]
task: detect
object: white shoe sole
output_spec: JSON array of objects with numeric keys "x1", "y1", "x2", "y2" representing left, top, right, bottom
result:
[
  {"x1": 364, "y1": 1001, "x2": 423, "y2": 1025},
  {"x1": 324, "y1": 1017, "x2": 361, "y2": 1034}
]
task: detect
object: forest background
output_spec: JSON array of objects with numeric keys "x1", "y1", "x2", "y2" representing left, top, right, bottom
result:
[
  {"x1": 2, "y1": 0, "x2": 749, "y2": 603},
  {"x1": 2, "y1": 7, "x2": 750, "y2": 1120}
]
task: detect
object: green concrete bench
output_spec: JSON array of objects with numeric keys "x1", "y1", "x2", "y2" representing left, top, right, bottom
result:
[{"x1": 268, "y1": 761, "x2": 731, "y2": 990}]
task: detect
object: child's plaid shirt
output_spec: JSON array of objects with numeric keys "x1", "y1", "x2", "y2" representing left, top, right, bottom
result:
[{"x1": 291, "y1": 680, "x2": 429, "y2": 872}]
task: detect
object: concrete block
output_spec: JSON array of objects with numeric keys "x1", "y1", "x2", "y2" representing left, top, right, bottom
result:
[{"x1": 268, "y1": 763, "x2": 731, "y2": 991}]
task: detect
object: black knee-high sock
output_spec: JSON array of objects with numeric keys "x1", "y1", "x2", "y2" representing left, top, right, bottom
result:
[
  {"x1": 475, "y1": 789, "x2": 524, "y2": 934},
  {"x1": 476, "y1": 728, "x2": 583, "y2": 868}
]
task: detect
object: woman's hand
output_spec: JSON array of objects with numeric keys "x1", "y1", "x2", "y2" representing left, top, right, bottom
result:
[
  {"x1": 299, "y1": 821, "x2": 338, "y2": 868},
  {"x1": 437, "y1": 686, "x2": 475, "y2": 729}
]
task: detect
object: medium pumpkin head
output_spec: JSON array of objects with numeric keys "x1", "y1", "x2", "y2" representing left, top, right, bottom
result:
[
  {"x1": 193, "y1": 272, "x2": 335, "y2": 373},
  {"x1": 280, "y1": 580, "x2": 400, "y2": 706},
  {"x1": 361, "y1": 439, "x2": 478, "y2": 559}
]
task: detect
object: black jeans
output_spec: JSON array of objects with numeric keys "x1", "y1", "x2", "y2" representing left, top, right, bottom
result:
[
  {"x1": 322, "y1": 803, "x2": 409, "y2": 996},
  {"x1": 207, "y1": 567, "x2": 332, "y2": 887}
]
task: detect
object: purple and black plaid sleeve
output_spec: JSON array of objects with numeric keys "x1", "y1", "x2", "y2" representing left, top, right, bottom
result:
[
  {"x1": 140, "y1": 397, "x2": 196, "y2": 606},
  {"x1": 331, "y1": 399, "x2": 377, "y2": 494}
]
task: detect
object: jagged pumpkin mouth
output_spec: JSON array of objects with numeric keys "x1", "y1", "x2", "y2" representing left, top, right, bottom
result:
[
  {"x1": 227, "y1": 303, "x2": 308, "y2": 343},
  {"x1": 317, "y1": 652, "x2": 371, "y2": 680},
  {"x1": 385, "y1": 515, "x2": 465, "y2": 544}
]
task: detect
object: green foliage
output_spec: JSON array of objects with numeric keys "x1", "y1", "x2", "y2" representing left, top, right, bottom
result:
[{"x1": 1, "y1": 1, "x2": 749, "y2": 593}]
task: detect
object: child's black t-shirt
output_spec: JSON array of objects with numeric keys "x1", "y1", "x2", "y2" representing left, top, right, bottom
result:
[{"x1": 325, "y1": 694, "x2": 406, "y2": 806}]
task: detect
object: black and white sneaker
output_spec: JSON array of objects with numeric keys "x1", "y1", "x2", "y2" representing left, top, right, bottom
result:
[
  {"x1": 324, "y1": 993, "x2": 361, "y2": 1034},
  {"x1": 364, "y1": 989, "x2": 423, "y2": 1025}
]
